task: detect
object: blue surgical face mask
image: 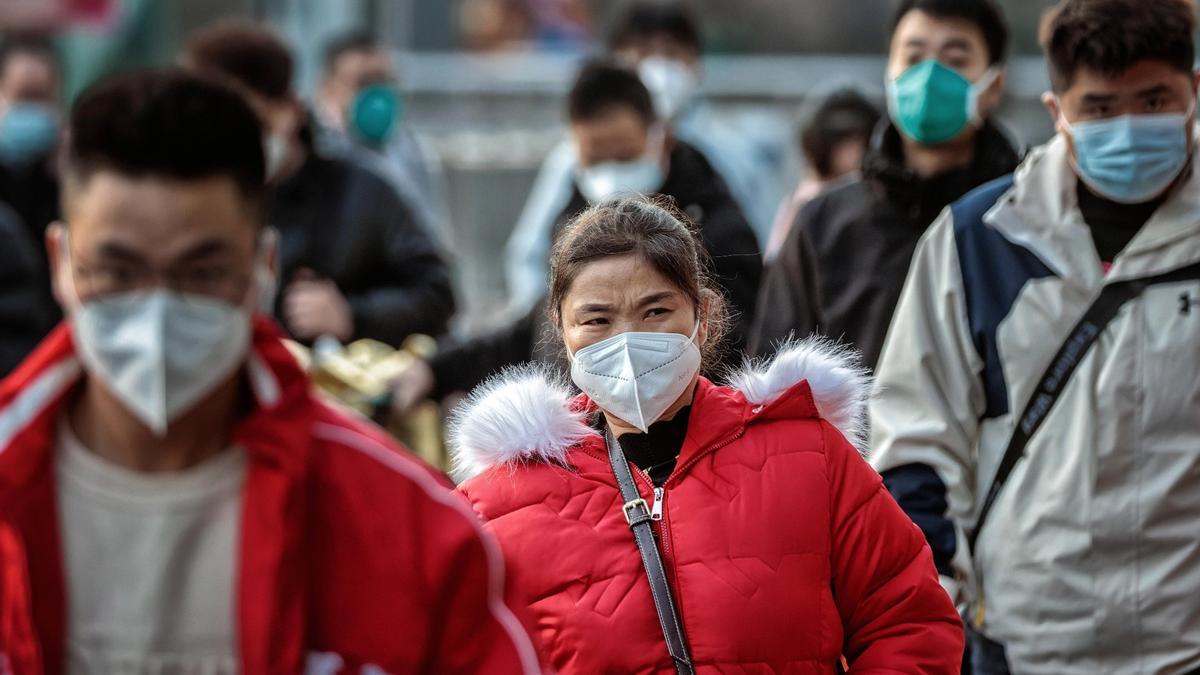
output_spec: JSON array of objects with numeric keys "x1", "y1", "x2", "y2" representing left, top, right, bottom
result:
[
  {"x1": 1064, "y1": 109, "x2": 1193, "y2": 204},
  {"x1": 0, "y1": 102, "x2": 58, "y2": 165}
]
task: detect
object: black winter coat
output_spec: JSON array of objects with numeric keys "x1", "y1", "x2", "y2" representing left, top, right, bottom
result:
[
  {"x1": 270, "y1": 147, "x2": 455, "y2": 346},
  {"x1": 749, "y1": 121, "x2": 1021, "y2": 369}
]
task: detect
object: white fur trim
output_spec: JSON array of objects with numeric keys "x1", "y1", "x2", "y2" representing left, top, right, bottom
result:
[
  {"x1": 449, "y1": 339, "x2": 870, "y2": 478},
  {"x1": 449, "y1": 364, "x2": 595, "y2": 481},
  {"x1": 727, "y1": 336, "x2": 870, "y2": 453}
]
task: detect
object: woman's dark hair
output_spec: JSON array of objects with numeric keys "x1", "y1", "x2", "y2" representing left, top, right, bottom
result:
[
  {"x1": 548, "y1": 196, "x2": 730, "y2": 368},
  {"x1": 800, "y1": 88, "x2": 880, "y2": 180},
  {"x1": 1040, "y1": 0, "x2": 1196, "y2": 93}
]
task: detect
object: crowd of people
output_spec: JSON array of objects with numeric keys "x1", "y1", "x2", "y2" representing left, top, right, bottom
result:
[{"x1": 0, "y1": 0, "x2": 1197, "y2": 672}]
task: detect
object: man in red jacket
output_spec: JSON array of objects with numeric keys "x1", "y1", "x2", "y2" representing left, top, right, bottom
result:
[{"x1": 0, "y1": 68, "x2": 540, "y2": 674}]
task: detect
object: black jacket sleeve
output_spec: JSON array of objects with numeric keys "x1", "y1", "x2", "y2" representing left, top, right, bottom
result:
[
  {"x1": 344, "y1": 172, "x2": 457, "y2": 345},
  {"x1": 747, "y1": 201, "x2": 822, "y2": 357},
  {"x1": 428, "y1": 301, "x2": 541, "y2": 398},
  {"x1": 0, "y1": 209, "x2": 56, "y2": 376},
  {"x1": 699, "y1": 200, "x2": 763, "y2": 356}
]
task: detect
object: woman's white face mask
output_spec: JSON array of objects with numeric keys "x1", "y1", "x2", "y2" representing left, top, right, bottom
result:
[
  {"x1": 568, "y1": 321, "x2": 701, "y2": 432},
  {"x1": 61, "y1": 231, "x2": 277, "y2": 436}
]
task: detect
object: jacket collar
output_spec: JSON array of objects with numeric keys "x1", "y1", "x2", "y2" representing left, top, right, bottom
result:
[
  {"x1": 0, "y1": 317, "x2": 315, "y2": 495},
  {"x1": 986, "y1": 131, "x2": 1200, "y2": 288},
  {"x1": 448, "y1": 337, "x2": 870, "y2": 481},
  {"x1": 861, "y1": 119, "x2": 1021, "y2": 230}
]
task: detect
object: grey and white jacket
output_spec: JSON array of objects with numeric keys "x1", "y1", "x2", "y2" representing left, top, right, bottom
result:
[{"x1": 869, "y1": 133, "x2": 1200, "y2": 674}]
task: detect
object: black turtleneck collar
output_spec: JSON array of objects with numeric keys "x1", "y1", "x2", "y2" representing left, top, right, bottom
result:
[{"x1": 610, "y1": 406, "x2": 692, "y2": 487}]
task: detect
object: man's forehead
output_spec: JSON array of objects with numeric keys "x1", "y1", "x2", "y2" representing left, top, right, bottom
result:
[
  {"x1": 894, "y1": 11, "x2": 987, "y2": 51},
  {"x1": 1068, "y1": 62, "x2": 1194, "y2": 97},
  {"x1": 66, "y1": 172, "x2": 256, "y2": 245}
]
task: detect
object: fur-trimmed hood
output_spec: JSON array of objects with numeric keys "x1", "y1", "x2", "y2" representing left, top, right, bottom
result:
[{"x1": 448, "y1": 337, "x2": 870, "y2": 481}]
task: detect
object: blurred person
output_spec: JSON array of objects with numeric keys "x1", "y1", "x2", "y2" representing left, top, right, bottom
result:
[
  {"x1": 0, "y1": 68, "x2": 539, "y2": 673},
  {"x1": 184, "y1": 22, "x2": 455, "y2": 347},
  {"x1": 870, "y1": 0, "x2": 1200, "y2": 672},
  {"x1": 315, "y1": 30, "x2": 453, "y2": 253},
  {"x1": 750, "y1": 0, "x2": 1019, "y2": 369},
  {"x1": 504, "y1": 0, "x2": 788, "y2": 318},
  {"x1": 765, "y1": 87, "x2": 881, "y2": 261},
  {"x1": 451, "y1": 197, "x2": 963, "y2": 673},
  {"x1": 0, "y1": 33, "x2": 63, "y2": 376},
  {"x1": 391, "y1": 62, "x2": 760, "y2": 414}
]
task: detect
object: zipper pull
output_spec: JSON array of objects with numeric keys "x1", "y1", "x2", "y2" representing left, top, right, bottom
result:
[{"x1": 651, "y1": 487, "x2": 664, "y2": 521}]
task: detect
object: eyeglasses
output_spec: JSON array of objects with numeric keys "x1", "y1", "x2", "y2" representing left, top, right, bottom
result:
[{"x1": 70, "y1": 260, "x2": 252, "y2": 300}]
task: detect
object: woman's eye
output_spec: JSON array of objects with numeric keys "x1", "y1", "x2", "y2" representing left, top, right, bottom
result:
[
  {"x1": 582, "y1": 318, "x2": 608, "y2": 326},
  {"x1": 646, "y1": 307, "x2": 669, "y2": 318},
  {"x1": 1145, "y1": 97, "x2": 1165, "y2": 112}
]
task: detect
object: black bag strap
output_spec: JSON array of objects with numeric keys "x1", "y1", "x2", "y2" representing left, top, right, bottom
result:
[
  {"x1": 605, "y1": 431, "x2": 696, "y2": 675},
  {"x1": 969, "y1": 260, "x2": 1200, "y2": 552}
]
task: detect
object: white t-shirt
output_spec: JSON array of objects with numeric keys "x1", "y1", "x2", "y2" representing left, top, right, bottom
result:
[{"x1": 55, "y1": 418, "x2": 244, "y2": 674}]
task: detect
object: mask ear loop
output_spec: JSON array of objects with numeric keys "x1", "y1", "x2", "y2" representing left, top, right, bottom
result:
[
  {"x1": 967, "y1": 66, "x2": 1001, "y2": 127},
  {"x1": 252, "y1": 227, "x2": 280, "y2": 314}
]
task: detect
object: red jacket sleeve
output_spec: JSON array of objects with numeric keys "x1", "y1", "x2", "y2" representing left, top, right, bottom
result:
[
  {"x1": 422, "y1": 492, "x2": 544, "y2": 674},
  {"x1": 822, "y1": 421, "x2": 964, "y2": 673}
]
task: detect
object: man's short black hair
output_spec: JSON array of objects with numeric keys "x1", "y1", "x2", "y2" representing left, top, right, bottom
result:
[
  {"x1": 184, "y1": 21, "x2": 293, "y2": 102},
  {"x1": 608, "y1": 1, "x2": 702, "y2": 54},
  {"x1": 322, "y1": 29, "x2": 378, "y2": 73},
  {"x1": 889, "y1": 0, "x2": 1009, "y2": 65},
  {"x1": 66, "y1": 69, "x2": 266, "y2": 214},
  {"x1": 1040, "y1": 0, "x2": 1196, "y2": 93},
  {"x1": 801, "y1": 88, "x2": 881, "y2": 179},
  {"x1": 0, "y1": 32, "x2": 59, "y2": 75},
  {"x1": 568, "y1": 61, "x2": 656, "y2": 126}
]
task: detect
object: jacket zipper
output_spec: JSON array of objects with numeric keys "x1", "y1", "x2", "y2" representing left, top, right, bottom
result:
[{"x1": 650, "y1": 486, "x2": 664, "y2": 520}]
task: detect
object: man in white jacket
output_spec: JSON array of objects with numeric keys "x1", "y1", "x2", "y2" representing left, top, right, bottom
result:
[{"x1": 870, "y1": 0, "x2": 1200, "y2": 672}]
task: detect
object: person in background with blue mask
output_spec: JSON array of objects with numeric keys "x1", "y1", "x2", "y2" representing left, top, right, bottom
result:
[
  {"x1": 750, "y1": 0, "x2": 1018, "y2": 370},
  {"x1": 315, "y1": 30, "x2": 453, "y2": 254},
  {"x1": 0, "y1": 33, "x2": 63, "y2": 376},
  {"x1": 870, "y1": 0, "x2": 1200, "y2": 672}
]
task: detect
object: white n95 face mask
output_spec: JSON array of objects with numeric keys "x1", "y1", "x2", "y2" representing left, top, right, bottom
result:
[
  {"x1": 638, "y1": 57, "x2": 699, "y2": 120},
  {"x1": 72, "y1": 291, "x2": 252, "y2": 436},
  {"x1": 575, "y1": 127, "x2": 667, "y2": 203},
  {"x1": 569, "y1": 323, "x2": 701, "y2": 433},
  {"x1": 62, "y1": 235, "x2": 274, "y2": 436}
]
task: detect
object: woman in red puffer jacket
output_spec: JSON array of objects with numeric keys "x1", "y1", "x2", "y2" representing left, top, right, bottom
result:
[{"x1": 453, "y1": 197, "x2": 962, "y2": 674}]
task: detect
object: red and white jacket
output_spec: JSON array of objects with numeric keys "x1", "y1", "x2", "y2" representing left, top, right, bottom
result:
[
  {"x1": 0, "y1": 319, "x2": 541, "y2": 675},
  {"x1": 453, "y1": 340, "x2": 963, "y2": 674}
]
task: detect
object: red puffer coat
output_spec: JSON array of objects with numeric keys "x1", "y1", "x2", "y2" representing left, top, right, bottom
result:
[{"x1": 454, "y1": 340, "x2": 963, "y2": 674}]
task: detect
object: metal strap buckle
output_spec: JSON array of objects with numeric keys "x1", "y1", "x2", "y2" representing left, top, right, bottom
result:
[{"x1": 623, "y1": 498, "x2": 649, "y2": 525}]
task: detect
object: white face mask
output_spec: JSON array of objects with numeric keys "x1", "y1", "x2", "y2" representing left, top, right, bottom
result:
[
  {"x1": 575, "y1": 127, "x2": 667, "y2": 204},
  {"x1": 568, "y1": 322, "x2": 701, "y2": 433},
  {"x1": 638, "y1": 57, "x2": 699, "y2": 120},
  {"x1": 62, "y1": 236, "x2": 274, "y2": 436}
]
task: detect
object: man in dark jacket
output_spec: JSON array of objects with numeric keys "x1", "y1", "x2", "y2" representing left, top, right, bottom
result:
[
  {"x1": 391, "y1": 62, "x2": 761, "y2": 410},
  {"x1": 185, "y1": 22, "x2": 454, "y2": 346},
  {"x1": 750, "y1": 0, "x2": 1019, "y2": 369}
]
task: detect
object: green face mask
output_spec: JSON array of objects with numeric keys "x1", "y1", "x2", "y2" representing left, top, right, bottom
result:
[
  {"x1": 350, "y1": 84, "x2": 403, "y2": 147},
  {"x1": 887, "y1": 59, "x2": 995, "y2": 145}
]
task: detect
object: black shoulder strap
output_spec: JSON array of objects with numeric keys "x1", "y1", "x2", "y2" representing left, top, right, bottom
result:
[
  {"x1": 606, "y1": 431, "x2": 696, "y2": 675},
  {"x1": 969, "y1": 260, "x2": 1200, "y2": 552}
]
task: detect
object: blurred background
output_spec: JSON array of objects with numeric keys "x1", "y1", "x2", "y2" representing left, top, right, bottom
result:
[{"x1": 4, "y1": 0, "x2": 1063, "y2": 333}]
